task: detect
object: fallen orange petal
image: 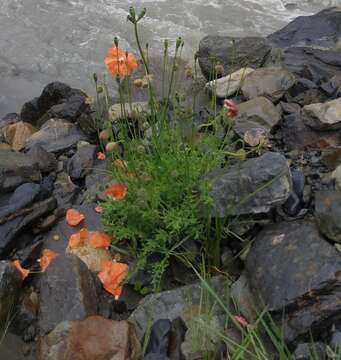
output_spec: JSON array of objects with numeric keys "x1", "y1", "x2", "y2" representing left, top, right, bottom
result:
[
  {"x1": 69, "y1": 232, "x2": 82, "y2": 249},
  {"x1": 105, "y1": 184, "x2": 128, "y2": 200},
  {"x1": 40, "y1": 249, "x2": 59, "y2": 272},
  {"x1": 95, "y1": 205, "x2": 103, "y2": 214},
  {"x1": 13, "y1": 260, "x2": 30, "y2": 280},
  {"x1": 97, "y1": 152, "x2": 106, "y2": 160},
  {"x1": 66, "y1": 209, "x2": 85, "y2": 226},
  {"x1": 89, "y1": 231, "x2": 112, "y2": 249},
  {"x1": 80, "y1": 228, "x2": 89, "y2": 239},
  {"x1": 98, "y1": 261, "x2": 129, "y2": 299}
]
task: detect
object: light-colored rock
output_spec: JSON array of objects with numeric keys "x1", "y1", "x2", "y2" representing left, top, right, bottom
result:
[
  {"x1": 109, "y1": 102, "x2": 150, "y2": 122},
  {"x1": 4, "y1": 121, "x2": 37, "y2": 151},
  {"x1": 241, "y1": 67, "x2": 296, "y2": 100},
  {"x1": 0, "y1": 142, "x2": 11, "y2": 150},
  {"x1": 39, "y1": 316, "x2": 141, "y2": 360},
  {"x1": 205, "y1": 68, "x2": 254, "y2": 98},
  {"x1": 303, "y1": 98, "x2": 341, "y2": 131},
  {"x1": 331, "y1": 164, "x2": 341, "y2": 191}
]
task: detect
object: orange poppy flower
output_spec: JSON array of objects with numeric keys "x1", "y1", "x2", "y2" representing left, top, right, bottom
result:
[
  {"x1": 13, "y1": 260, "x2": 30, "y2": 280},
  {"x1": 97, "y1": 152, "x2": 106, "y2": 161},
  {"x1": 105, "y1": 184, "x2": 128, "y2": 200},
  {"x1": 89, "y1": 231, "x2": 112, "y2": 249},
  {"x1": 104, "y1": 47, "x2": 139, "y2": 77},
  {"x1": 39, "y1": 249, "x2": 59, "y2": 272},
  {"x1": 66, "y1": 209, "x2": 85, "y2": 226},
  {"x1": 98, "y1": 261, "x2": 129, "y2": 299}
]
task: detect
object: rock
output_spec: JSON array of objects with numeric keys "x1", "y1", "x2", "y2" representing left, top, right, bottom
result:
[
  {"x1": 27, "y1": 145, "x2": 57, "y2": 173},
  {"x1": 0, "y1": 261, "x2": 22, "y2": 325},
  {"x1": 280, "y1": 101, "x2": 301, "y2": 115},
  {"x1": 39, "y1": 316, "x2": 141, "y2": 360},
  {"x1": 234, "y1": 97, "x2": 281, "y2": 144},
  {"x1": 67, "y1": 144, "x2": 96, "y2": 180},
  {"x1": 109, "y1": 101, "x2": 150, "y2": 122},
  {"x1": 25, "y1": 118, "x2": 87, "y2": 153},
  {"x1": 293, "y1": 342, "x2": 326, "y2": 360},
  {"x1": 0, "y1": 150, "x2": 41, "y2": 192},
  {"x1": 0, "y1": 143, "x2": 11, "y2": 150},
  {"x1": 283, "y1": 167, "x2": 305, "y2": 216},
  {"x1": 321, "y1": 147, "x2": 341, "y2": 170},
  {"x1": 268, "y1": 7, "x2": 341, "y2": 50},
  {"x1": 321, "y1": 74, "x2": 341, "y2": 98},
  {"x1": 0, "y1": 333, "x2": 36, "y2": 360},
  {"x1": 331, "y1": 165, "x2": 341, "y2": 190},
  {"x1": 129, "y1": 276, "x2": 230, "y2": 340},
  {"x1": 208, "y1": 152, "x2": 292, "y2": 217},
  {"x1": 168, "y1": 317, "x2": 187, "y2": 360},
  {"x1": 205, "y1": 68, "x2": 254, "y2": 98},
  {"x1": 145, "y1": 319, "x2": 172, "y2": 357},
  {"x1": 315, "y1": 191, "x2": 341, "y2": 243},
  {"x1": 38, "y1": 254, "x2": 98, "y2": 335},
  {"x1": 330, "y1": 330, "x2": 341, "y2": 351},
  {"x1": 197, "y1": 36, "x2": 272, "y2": 80},
  {"x1": 245, "y1": 221, "x2": 341, "y2": 344},
  {"x1": 53, "y1": 171, "x2": 80, "y2": 209},
  {"x1": 302, "y1": 98, "x2": 341, "y2": 131},
  {"x1": 20, "y1": 97, "x2": 41, "y2": 124},
  {"x1": 3, "y1": 121, "x2": 37, "y2": 151},
  {"x1": 241, "y1": 68, "x2": 296, "y2": 101},
  {"x1": 36, "y1": 82, "x2": 73, "y2": 113}
]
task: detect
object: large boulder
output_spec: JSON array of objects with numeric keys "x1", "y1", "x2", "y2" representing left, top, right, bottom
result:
[
  {"x1": 38, "y1": 254, "x2": 98, "y2": 335},
  {"x1": 0, "y1": 150, "x2": 41, "y2": 192},
  {"x1": 208, "y1": 152, "x2": 292, "y2": 217},
  {"x1": 246, "y1": 221, "x2": 341, "y2": 344},
  {"x1": 3, "y1": 121, "x2": 37, "y2": 151},
  {"x1": 268, "y1": 7, "x2": 341, "y2": 50},
  {"x1": 197, "y1": 36, "x2": 272, "y2": 80},
  {"x1": 25, "y1": 118, "x2": 87, "y2": 153}
]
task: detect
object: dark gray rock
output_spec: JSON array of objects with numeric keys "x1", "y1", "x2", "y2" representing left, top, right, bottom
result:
[
  {"x1": 0, "y1": 261, "x2": 22, "y2": 326},
  {"x1": 283, "y1": 168, "x2": 305, "y2": 216},
  {"x1": 145, "y1": 319, "x2": 172, "y2": 356},
  {"x1": 321, "y1": 75, "x2": 341, "y2": 98},
  {"x1": 20, "y1": 97, "x2": 41, "y2": 124},
  {"x1": 67, "y1": 144, "x2": 96, "y2": 180},
  {"x1": 293, "y1": 342, "x2": 326, "y2": 360},
  {"x1": 27, "y1": 145, "x2": 57, "y2": 173},
  {"x1": 268, "y1": 7, "x2": 341, "y2": 50},
  {"x1": 208, "y1": 152, "x2": 292, "y2": 217},
  {"x1": 25, "y1": 118, "x2": 87, "y2": 153},
  {"x1": 0, "y1": 150, "x2": 41, "y2": 192},
  {"x1": 53, "y1": 171, "x2": 80, "y2": 209},
  {"x1": 315, "y1": 191, "x2": 341, "y2": 243},
  {"x1": 197, "y1": 36, "x2": 271, "y2": 80},
  {"x1": 38, "y1": 254, "x2": 98, "y2": 335},
  {"x1": 241, "y1": 68, "x2": 296, "y2": 101},
  {"x1": 36, "y1": 82, "x2": 72, "y2": 113},
  {"x1": 330, "y1": 331, "x2": 341, "y2": 351},
  {"x1": 246, "y1": 221, "x2": 341, "y2": 344}
]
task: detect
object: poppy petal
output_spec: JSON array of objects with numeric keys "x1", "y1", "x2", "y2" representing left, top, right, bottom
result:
[
  {"x1": 13, "y1": 260, "x2": 30, "y2": 280},
  {"x1": 66, "y1": 209, "x2": 85, "y2": 226}
]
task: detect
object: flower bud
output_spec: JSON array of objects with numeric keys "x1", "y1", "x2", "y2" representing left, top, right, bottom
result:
[
  {"x1": 215, "y1": 64, "x2": 225, "y2": 77},
  {"x1": 134, "y1": 79, "x2": 143, "y2": 88},
  {"x1": 137, "y1": 8, "x2": 147, "y2": 22},
  {"x1": 106, "y1": 141, "x2": 120, "y2": 153},
  {"x1": 114, "y1": 37, "x2": 119, "y2": 48},
  {"x1": 93, "y1": 73, "x2": 98, "y2": 83},
  {"x1": 99, "y1": 129, "x2": 110, "y2": 141},
  {"x1": 176, "y1": 37, "x2": 183, "y2": 50},
  {"x1": 185, "y1": 67, "x2": 194, "y2": 79},
  {"x1": 96, "y1": 85, "x2": 103, "y2": 94},
  {"x1": 129, "y1": 7, "x2": 136, "y2": 21}
]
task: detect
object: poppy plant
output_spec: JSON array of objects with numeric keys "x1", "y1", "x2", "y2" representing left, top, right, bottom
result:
[
  {"x1": 66, "y1": 209, "x2": 85, "y2": 226},
  {"x1": 224, "y1": 99, "x2": 238, "y2": 118},
  {"x1": 13, "y1": 260, "x2": 30, "y2": 280},
  {"x1": 39, "y1": 249, "x2": 59, "y2": 272},
  {"x1": 98, "y1": 260, "x2": 129, "y2": 299},
  {"x1": 105, "y1": 184, "x2": 128, "y2": 200},
  {"x1": 104, "y1": 47, "x2": 139, "y2": 77}
]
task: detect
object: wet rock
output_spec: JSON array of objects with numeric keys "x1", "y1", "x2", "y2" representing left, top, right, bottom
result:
[
  {"x1": 234, "y1": 97, "x2": 281, "y2": 144},
  {"x1": 245, "y1": 221, "x2": 341, "y2": 344},
  {"x1": 0, "y1": 261, "x2": 22, "y2": 325},
  {"x1": 0, "y1": 150, "x2": 41, "y2": 192},
  {"x1": 27, "y1": 145, "x2": 57, "y2": 173},
  {"x1": 293, "y1": 342, "x2": 326, "y2": 360},
  {"x1": 145, "y1": 319, "x2": 172, "y2": 357},
  {"x1": 205, "y1": 68, "x2": 254, "y2": 98},
  {"x1": 38, "y1": 254, "x2": 98, "y2": 335},
  {"x1": 268, "y1": 7, "x2": 341, "y2": 50},
  {"x1": 315, "y1": 191, "x2": 341, "y2": 243},
  {"x1": 198, "y1": 36, "x2": 272, "y2": 80},
  {"x1": 39, "y1": 315, "x2": 141, "y2": 360},
  {"x1": 129, "y1": 276, "x2": 230, "y2": 340},
  {"x1": 302, "y1": 98, "x2": 341, "y2": 131},
  {"x1": 241, "y1": 67, "x2": 296, "y2": 101},
  {"x1": 67, "y1": 144, "x2": 96, "y2": 180},
  {"x1": 25, "y1": 118, "x2": 87, "y2": 153},
  {"x1": 3, "y1": 121, "x2": 37, "y2": 151},
  {"x1": 208, "y1": 152, "x2": 292, "y2": 217}
]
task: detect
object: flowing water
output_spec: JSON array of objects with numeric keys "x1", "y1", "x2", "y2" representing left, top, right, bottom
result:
[{"x1": 0, "y1": 0, "x2": 340, "y2": 116}]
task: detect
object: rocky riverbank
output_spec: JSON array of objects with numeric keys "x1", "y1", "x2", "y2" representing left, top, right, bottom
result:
[{"x1": 1, "y1": 6, "x2": 341, "y2": 360}]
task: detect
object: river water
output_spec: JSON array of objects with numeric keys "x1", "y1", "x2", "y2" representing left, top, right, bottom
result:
[{"x1": 0, "y1": 0, "x2": 340, "y2": 116}]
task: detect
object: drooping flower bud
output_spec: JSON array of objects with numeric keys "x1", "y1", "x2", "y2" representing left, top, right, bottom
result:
[
  {"x1": 129, "y1": 7, "x2": 136, "y2": 21},
  {"x1": 215, "y1": 64, "x2": 225, "y2": 77},
  {"x1": 106, "y1": 142, "x2": 120, "y2": 153},
  {"x1": 176, "y1": 37, "x2": 183, "y2": 50},
  {"x1": 223, "y1": 99, "x2": 238, "y2": 118},
  {"x1": 137, "y1": 8, "x2": 146, "y2": 22},
  {"x1": 96, "y1": 86, "x2": 103, "y2": 94},
  {"x1": 134, "y1": 79, "x2": 143, "y2": 88},
  {"x1": 114, "y1": 37, "x2": 119, "y2": 48}
]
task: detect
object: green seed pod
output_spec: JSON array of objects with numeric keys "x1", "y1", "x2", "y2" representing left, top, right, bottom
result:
[
  {"x1": 176, "y1": 37, "x2": 182, "y2": 50},
  {"x1": 93, "y1": 73, "x2": 98, "y2": 83},
  {"x1": 137, "y1": 8, "x2": 147, "y2": 22}
]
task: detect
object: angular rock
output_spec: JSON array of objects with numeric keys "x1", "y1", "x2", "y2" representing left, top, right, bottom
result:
[
  {"x1": 36, "y1": 82, "x2": 73, "y2": 113},
  {"x1": 39, "y1": 316, "x2": 141, "y2": 360},
  {"x1": 302, "y1": 98, "x2": 341, "y2": 131},
  {"x1": 331, "y1": 165, "x2": 341, "y2": 191},
  {"x1": 53, "y1": 171, "x2": 80, "y2": 209},
  {"x1": 234, "y1": 97, "x2": 281, "y2": 144},
  {"x1": 0, "y1": 150, "x2": 41, "y2": 192},
  {"x1": 20, "y1": 97, "x2": 41, "y2": 124},
  {"x1": 109, "y1": 101, "x2": 150, "y2": 122},
  {"x1": 205, "y1": 68, "x2": 254, "y2": 98},
  {"x1": 38, "y1": 254, "x2": 98, "y2": 335},
  {"x1": 246, "y1": 221, "x2": 341, "y2": 344},
  {"x1": 25, "y1": 118, "x2": 86, "y2": 153},
  {"x1": 67, "y1": 144, "x2": 96, "y2": 180},
  {"x1": 293, "y1": 342, "x2": 326, "y2": 360},
  {"x1": 145, "y1": 319, "x2": 172, "y2": 357},
  {"x1": 268, "y1": 7, "x2": 341, "y2": 50},
  {"x1": 321, "y1": 74, "x2": 341, "y2": 98},
  {"x1": 3, "y1": 121, "x2": 37, "y2": 151},
  {"x1": 321, "y1": 147, "x2": 341, "y2": 170},
  {"x1": 315, "y1": 191, "x2": 341, "y2": 243},
  {"x1": 208, "y1": 152, "x2": 292, "y2": 217},
  {"x1": 27, "y1": 145, "x2": 57, "y2": 173},
  {"x1": 129, "y1": 276, "x2": 230, "y2": 340},
  {"x1": 241, "y1": 67, "x2": 296, "y2": 101},
  {"x1": 198, "y1": 36, "x2": 272, "y2": 80},
  {"x1": 0, "y1": 261, "x2": 22, "y2": 325}
]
